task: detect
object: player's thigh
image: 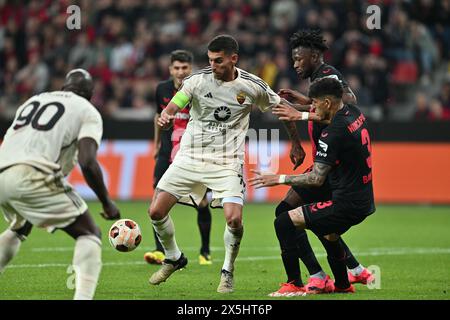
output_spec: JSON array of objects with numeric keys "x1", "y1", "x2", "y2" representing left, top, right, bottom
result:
[
  {"x1": 19, "y1": 190, "x2": 87, "y2": 232},
  {"x1": 204, "y1": 168, "x2": 245, "y2": 208},
  {"x1": 149, "y1": 188, "x2": 179, "y2": 220},
  {"x1": 156, "y1": 162, "x2": 203, "y2": 199},
  {"x1": 62, "y1": 209, "x2": 101, "y2": 240},
  {"x1": 286, "y1": 206, "x2": 307, "y2": 229},
  {"x1": 291, "y1": 181, "x2": 332, "y2": 206},
  {"x1": 301, "y1": 201, "x2": 358, "y2": 237},
  {"x1": 1, "y1": 165, "x2": 87, "y2": 231}
]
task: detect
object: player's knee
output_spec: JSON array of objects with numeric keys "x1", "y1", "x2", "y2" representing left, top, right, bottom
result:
[
  {"x1": 274, "y1": 212, "x2": 296, "y2": 237},
  {"x1": 149, "y1": 206, "x2": 166, "y2": 221},
  {"x1": 275, "y1": 201, "x2": 294, "y2": 217},
  {"x1": 226, "y1": 215, "x2": 242, "y2": 229}
]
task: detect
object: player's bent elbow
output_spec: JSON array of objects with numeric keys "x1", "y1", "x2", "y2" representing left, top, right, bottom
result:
[
  {"x1": 79, "y1": 159, "x2": 97, "y2": 174},
  {"x1": 310, "y1": 177, "x2": 325, "y2": 188}
]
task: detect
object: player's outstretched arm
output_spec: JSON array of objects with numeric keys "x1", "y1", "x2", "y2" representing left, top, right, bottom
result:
[
  {"x1": 78, "y1": 137, "x2": 120, "y2": 220},
  {"x1": 278, "y1": 88, "x2": 312, "y2": 105},
  {"x1": 249, "y1": 162, "x2": 332, "y2": 189},
  {"x1": 273, "y1": 102, "x2": 325, "y2": 122},
  {"x1": 278, "y1": 98, "x2": 306, "y2": 170}
]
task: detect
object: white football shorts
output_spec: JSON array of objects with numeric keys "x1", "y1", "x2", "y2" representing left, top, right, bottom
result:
[
  {"x1": 156, "y1": 158, "x2": 245, "y2": 208},
  {"x1": 0, "y1": 164, "x2": 87, "y2": 232}
]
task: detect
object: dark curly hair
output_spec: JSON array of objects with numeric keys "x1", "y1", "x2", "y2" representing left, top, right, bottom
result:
[
  {"x1": 289, "y1": 29, "x2": 329, "y2": 52},
  {"x1": 308, "y1": 77, "x2": 343, "y2": 100}
]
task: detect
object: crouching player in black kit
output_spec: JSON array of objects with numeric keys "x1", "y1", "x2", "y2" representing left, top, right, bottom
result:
[{"x1": 250, "y1": 77, "x2": 376, "y2": 293}]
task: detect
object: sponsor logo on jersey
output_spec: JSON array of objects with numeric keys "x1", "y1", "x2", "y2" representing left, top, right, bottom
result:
[
  {"x1": 321, "y1": 132, "x2": 328, "y2": 138},
  {"x1": 316, "y1": 151, "x2": 327, "y2": 157},
  {"x1": 236, "y1": 91, "x2": 247, "y2": 105},
  {"x1": 318, "y1": 139, "x2": 328, "y2": 152},
  {"x1": 214, "y1": 106, "x2": 231, "y2": 121},
  {"x1": 204, "y1": 92, "x2": 213, "y2": 98}
]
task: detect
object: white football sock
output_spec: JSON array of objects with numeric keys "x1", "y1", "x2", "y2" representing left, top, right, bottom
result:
[
  {"x1": 310, "y1": 270, "x2": 327, "y2": 280},
  {"x1": 0, "y1": 229, "x2": 22, "y2": 273},
  {"x1": 73, "y1": 235, "x2": 102, "y2": 300},
  {"x1": 222, "y1": 224, "x2": 243, "y2": 273},
  {"x1": 152, "y1": 215, "x2": 181, "y2": 261},
  {"x1": 349, "y1": 264, "x2": 365, "y2": 276}
]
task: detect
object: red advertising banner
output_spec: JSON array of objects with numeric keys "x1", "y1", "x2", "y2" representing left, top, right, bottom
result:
[{"x1": 67, "y1": 141, "x2": 450, "y2": 204}]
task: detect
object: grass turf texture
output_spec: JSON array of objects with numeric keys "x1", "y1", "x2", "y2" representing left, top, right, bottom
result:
[{"x1": 0, "y1": 202, "x2": 449, "y2": 300}]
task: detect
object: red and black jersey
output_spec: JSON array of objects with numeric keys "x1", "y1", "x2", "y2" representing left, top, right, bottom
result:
[
  {"x1": 314, "y1": 104, "x2": 375, "y2": 216},
  {"x1": 155, "y1": 79, "x2": 190, "y2": 162},
  {"x1": 308, "y1": 63, "x2": 349, "y2": 161}
]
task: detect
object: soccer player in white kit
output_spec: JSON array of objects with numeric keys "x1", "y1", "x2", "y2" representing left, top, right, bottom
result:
[
  {"x1": 0, "y1": 69, "x2": 120, "y2": 299},
  {"x1": 148, "y1": 35, "x2": 305, "y2": 293}
]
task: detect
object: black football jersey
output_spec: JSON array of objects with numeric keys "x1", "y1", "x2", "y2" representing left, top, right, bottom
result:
[
  {"x1": 309, "y1": 64, "x2": 349, "y2": 160},
  {"x1": 314, "y1": 104, "x2": 375, "y2": 216},
  {"x1": 155, "y1": 80, "x2": 177, "y2": 158}
]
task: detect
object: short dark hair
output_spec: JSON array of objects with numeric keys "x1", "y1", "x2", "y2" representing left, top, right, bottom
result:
[
  {"x1": 308, "y1": 77, "x2": 343, "y2": 100},
  {"x1": 289, "y1": 29, "x2": 328, "y2": 52},
  {"x1": 170, "y1": 50, "x2": 193, "y2": 64},
  {"x1": 63, "y1": 68, "x2": 94, "y2": 100},
  {"x1": 207, "y1": 35, "x2": 239, "y2": 55}
]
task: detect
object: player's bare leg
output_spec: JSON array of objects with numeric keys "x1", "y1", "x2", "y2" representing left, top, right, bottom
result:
[
  {"x1": 218, "y1": 201, "x2": 243, "y2": 293},
  {"x1": 62, "y1": 211, "x2": 102, "y2": 300},
  {"x1": 0, "y1": 221, "x2": 32, "y2": 274},
  {"x1": 148, "y1": 189, "x2": 186, "y2": 285}
]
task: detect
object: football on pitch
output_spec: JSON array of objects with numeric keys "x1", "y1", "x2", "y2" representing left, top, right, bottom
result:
[{"x1": 108, "y1": 219, "x2": 142, "y2": 252}]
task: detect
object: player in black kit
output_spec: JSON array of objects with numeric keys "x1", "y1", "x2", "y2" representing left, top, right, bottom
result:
[
  {"x1": 250, "y1": 77, "x2": 376, "y2": 293},
  {"x1": 266, "y1": 30, "x2": 374, "y2": 296},
  {"x1": 144, "y1": 50, "x2": 213, "y2": 266}
]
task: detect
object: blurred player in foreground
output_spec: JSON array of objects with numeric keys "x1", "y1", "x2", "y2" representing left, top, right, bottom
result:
[{"x1": 0, "y1": 69, "x2": 120, "y2": 300}]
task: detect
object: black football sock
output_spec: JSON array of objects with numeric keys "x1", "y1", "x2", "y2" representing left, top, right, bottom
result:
[
  {"x1": 276, "y1": 201, "x2": 323, "y2": 276},
  {"x1": 274, "y1": 212, "x2": 303, "y2": 287},
  {"x1": 153, "y1": 229, "x2": 164, "y2": 252},
  {"x1": 340, "y1": 238, "x2": 359, "y2": 269},
  {"x1": 296, "y1": 229, "x2": 323, "y2": 275},
  {"x1": 320, "y1": 237, "x2": 350, "y2": 289},
  {"x1": 197, "y1": 205, "x2": 212, "y2": 255}
]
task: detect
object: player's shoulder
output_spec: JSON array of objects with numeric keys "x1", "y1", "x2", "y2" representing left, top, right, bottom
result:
[
  {"x1": 238, "y1": 68, "x2": 269, "y2": 91},
  {"x1": 329, "y1": 104, "x2": 364, "y2": 133},
  {"x1": 54, "y1": 91, "x2": 100, "y2": 117},
  {"x1": 313, "y1": 64, "x2": 343, "y2": 80},
  {"x1": 156, "y1": 79, "x2": 174, "y2": 91},
  {"x1": 183, "y1": 66, "x2": 213, "y2": 82}
]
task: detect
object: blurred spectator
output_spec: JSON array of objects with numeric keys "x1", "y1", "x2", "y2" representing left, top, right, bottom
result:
[
  {"x1": 0, "y1": 0, "x2": 448, "y2": 122},
  {"x1": 414, "y1": 92, "x2": 432, "y2": 120}
]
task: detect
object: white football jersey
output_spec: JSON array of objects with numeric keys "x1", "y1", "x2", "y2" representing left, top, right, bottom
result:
[
  {"x1": 0, "y1": 91, "x2": 102, "y2": 176},
  {"x1": 175, "y1": 67, "x2": 280, "y2": 167}
]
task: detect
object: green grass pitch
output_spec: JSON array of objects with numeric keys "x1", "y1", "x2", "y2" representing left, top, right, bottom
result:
[{"x1": 0, "y1": 202, "x2": 449, "y2": 300}]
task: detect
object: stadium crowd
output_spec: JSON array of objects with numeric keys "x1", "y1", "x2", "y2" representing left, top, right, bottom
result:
[{"x1": 0, "y1": 0, "x2": 449, "y2": 120}]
